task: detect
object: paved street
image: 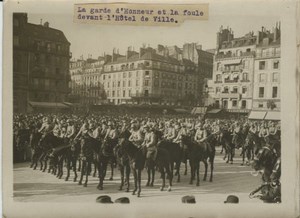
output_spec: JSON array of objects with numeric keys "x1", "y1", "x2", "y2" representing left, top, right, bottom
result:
[{"x1": 13, "y1": 147, "x2": 261, "y2": 203}]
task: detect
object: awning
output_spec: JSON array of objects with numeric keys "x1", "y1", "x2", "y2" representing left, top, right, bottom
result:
[
  {"x1": 29, "y1": 101, "x2": 69, "y2": 109},
  {"x1": 248, "y1": 111, "x2": 267, "y2": 120},
  {"x1": 222, "y1": 59, "x2": 241, "y2": 65},
  {"x1": 207, "y1": 109, "x2": 222, "y2": 114},
  {"x1": 264, "y1": 111, "x2": 280, "y2": 120},
  {"x1": 191, "y1": 107, "x2": 207, "y2": 115},
  {"x1": 174, "y1": 108, "x2": 190, "y2": 113}
]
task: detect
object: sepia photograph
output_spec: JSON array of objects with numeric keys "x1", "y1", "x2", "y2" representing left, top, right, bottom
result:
[{"x1": 3, "y1": 0, "x2": 299, "y2": 217}]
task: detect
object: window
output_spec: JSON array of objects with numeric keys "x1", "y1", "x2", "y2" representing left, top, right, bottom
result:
[
  {"x1": 241, "y1": 100, "x2": 247, "y2": 109},
  {"x1": 259, "y1": 61, "x2": 266, "y2": 70},
  {"x1": 273, "y1": 61, "x2": 279, "y2": 69},
  {"x1": 13, "y1": 35, "x2": 19, "y2": 46},
  {"x1": 242, "y1": 73, "x2": 248, "y2": 81},
  {"x1": 145, "y1": 71, "x2": 150, "y2": 77},
  {"x1": 128, "y1": 72, "x2": 132, "y2": 78},
  {"x1": 123, "y1": 81, "x2": 126, "y2": 87},
  {"x1": 242, "y1": 87, "x2": 247, "y2": 94},
  {"x1": 144, "y1": 80, "x2": 149, "y2": 86},
  {"x1": 232, "y1": 100, "x2": 237, "y2": 107},
  {"x1": 136, "y1": 80, "x2": 139, "y2": 86},
  {"x1": 112, "y1": 91, "x2": 115, "y2": 97},
  {"x1": 272, "y1": 87, "x2": 278, "y2": 98},
  {"x1": 216, "y1": 87, "x2": 221, "y2": 93},
  {"x1": 145, "y1": 61, "x2": 150, "y2": 66},
  {"x1": 45, "y1": 80, "x2": 50, "y2": 89},
  {"x1": 232, "y1": 87, "x2": 238, "y2": 93},
  {"x1": 258, "y1": 103, "x2": 264, "y2": 108},
  {"x1": 13, "y1": 18, "x2": 19, "y2": 26},
  {"x1": 216, "y1": 74, "x2": 222, "y2": 82},
  {"x1": 55, "y1": 68, "x2": 60, "y2": 74},
  {"x1": 272, "y1": 73, "x2": 279, "y2": 82},
  {"x1": 123, "y1": 90, "x2": 126, "y2": 97},
  {"x1": 259, "y1": 87, "x2": 264, "y2": 98},
  {"x1": 46, "y1": 43, "x2": 51, "y2": 52},
  {"x1": 118, "y1": 81, "x2": 120, "y2": 87},
  {"x1": 128, "y1": 80, "x2": 131, "y2": 87},
  {"x1": 107, "y1": 82, "x2": 110, "y2": 88},
  {"x1": 144, "y1": 90, "x2": 149, "y2": 96},
  {"x1": 224, "y1": 87, "x2": 229, "y2": 93},
  {"x1": 128, "y1": 89, "x2": 131, "y2": 97},
  {"x1": 123, "y1": 72, "x2": 127, "y2": 78},
  {"x1": 259, "y1": 74, "x2": 266, "y2": 82},
  {"x1": 154, "y1": 80, "x2": 159, "y2": 87}
]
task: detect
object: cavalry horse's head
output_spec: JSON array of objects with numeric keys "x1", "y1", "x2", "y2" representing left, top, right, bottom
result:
[{"x1": 251, "y1": 146, "x2": 278, "y2": 182}]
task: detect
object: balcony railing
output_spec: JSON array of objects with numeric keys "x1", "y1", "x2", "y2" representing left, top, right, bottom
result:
[
  {"x1": 216, "y1": 92, "x2": 240, "y2": 99},
  {"x1": 224, "y1": 78, "x2": 239, "y2": 83},
  {"x1": 130, "y1": 93, "x2": 162, "y2": 99},
  {"x1": 215, "y1": 51, "x2": 256, "y2": 60}
]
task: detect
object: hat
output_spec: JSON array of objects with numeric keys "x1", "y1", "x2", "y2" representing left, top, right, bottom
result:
[
  {"x1": 224, "y1": 195, "x2": 239, "y2": 203},
  {"x1": 96, "y1": 195, "x2": 113, "y2": 203},
  {"x1": 143, "y1": 124, "x2": 150, "y2": 129},
  {"x1": 114, "y1": 197, "x2": 130, "y2": 204},
  {"x1": 181, "y1": 195, "x2": 196, "y2": 204}
]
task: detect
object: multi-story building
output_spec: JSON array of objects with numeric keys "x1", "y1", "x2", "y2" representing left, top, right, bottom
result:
[
  {"x1": 13, "y1": 13, "x2": 71, "y2": 112},
  {"x1": 70, "y1": 44, "x2": 213, "y2": 107},
  {"x1": 211, "y1": 26, "x2": 257, "y2": 112},
  {"x1": 101, "y1": 46, "x2": 201, "y2": 106},
  {"x1": 253, "y1": 24, "x2": 281, "y2": 111}
]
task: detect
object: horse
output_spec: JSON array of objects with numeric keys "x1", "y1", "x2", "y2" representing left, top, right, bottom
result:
[
  {"x1": 48, "y1": 144, "x2": 71, "y2": 179},
  {"x1": 119, "y1": 135, "x2": 172, "y2": 197},
  {"x1": 241, "y1": 132, "x2": 260, "y2": 165},
  {"x1": 15, "y1": 129, "x2": 31, "y2": 162},
  {"x1": 220, "y1": 129, "x2": 235, "y2": 164},
  {"x1": 38, "y1": 132, "x2": 65, "y2": 172},
  {"x1": 29, "y1": 131, "x2": 43, "y2": 170},
  {"x1": 65, "y1": 138, "x2": 81, "y2": 182},
  {"x1": 78, "y1": 135, "x2": 101, "y2": 187},
  {"x1": 181, "y1": 134, "x2": 215, "y2": 186},
  {"x1": 114, "y1": 130, "x2": 131, "y2": 192},
  {"x1": 250, "y1": 146, "x2": 281, "y2": 203},
  {"x1": 157, "y1": 139, "x2": 182, "y2": 182}
]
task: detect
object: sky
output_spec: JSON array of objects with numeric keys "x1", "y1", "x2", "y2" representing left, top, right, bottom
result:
[{"x1": 13, "y1": 0, "x2": 282, "y2": 60}]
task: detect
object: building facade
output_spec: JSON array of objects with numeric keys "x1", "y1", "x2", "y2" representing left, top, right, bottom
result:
[
  {"x1": 70, "y1": 44, "x2": 213, "y2": 107},
  {"x1": 211, "y1": 25, "x2": 281, "y2": 113},
  {"x1": 253, "y1": 25, "x2": 281, "y2": 111},
  {"x1": 13, "y1": 13, "x2": 71, "y2": 112}
]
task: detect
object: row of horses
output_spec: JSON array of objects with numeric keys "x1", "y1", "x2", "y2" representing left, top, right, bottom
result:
[{"x1": 14, "y1": 127, "x2": 280, "y2": 201}]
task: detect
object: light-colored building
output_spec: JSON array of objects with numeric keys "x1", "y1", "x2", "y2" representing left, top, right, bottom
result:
[
  {"x1": 253, "y1": 24, "x2": 281, "y2": 111},
  {"x1": 211, "y1": 26, "x2": 256, "y2": 112},
  {"x1": 102, "y1": 46, "x2": 200, "y2": 106}
]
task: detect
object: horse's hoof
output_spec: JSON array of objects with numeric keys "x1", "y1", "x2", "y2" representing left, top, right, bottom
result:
[
  {"x1": 184, "y1": 172, "x2": 187, "y2": 175},
  {"x1": 160, "y1": 187, "x2": 164, "y2": 191},
  {"x1": 203, "y1": 178, "x2": 206, "y2": 181},
  {"x1": 167, "y1": 187, "x2": 171, "y2": 192},
  {"x1": 132, "y1": 191, "x2": 136, "y2": 195},
  {"x1": 145, "y1": 182, "x2": 149, "y2": 187},
  {"x1": 65, "y1": 177, "x2": 69, "y2": 181},
  {"x1": 33, "y1": 167, "x2": 37, "y2": 170},
  {"x1": 196, "y1": 183, "x2": 200, "y2": 186},
  {"x1": 150, "y1": 183, "x2": 154, "y2": 187},
  {"x1": 230, "y1": 161, "x2": 233, "y2": 164},
  {"x1": 78, "y1": 182, "x2": 82, "y2": 185},
  {"x1": 93, "y1": 174, "x2": 96, "y2": 178},
  {"x1": 177, "y1": 179, "x2": 180, "y2": 183},
  {"x1": 137, "y1": 193, "x2": 141, "y2": 197},
  {"x1": 209, "y1": 179, "x2": 213, "y2": 182},
  {"x1": 83, "y1": 183, "x2": 87, "y2": 187},
  {"x1": 241, "y1": 163, "x2": 244, "y2": 166},
  {"x1": 109, "y1": 177, "x2": 113, "y2": 181},
  {"x1": 59, "y1": 176, "x2": 62, "y2": 179},
  {"x1": 97, "y1": 185, "x2": 103, "y2": 190},
  {"x1": 126, "y1": 188, "x2": 129, "y2": 192},
  {"x1": 189, "y1": 181, "x2": 193, "y2": 185},
  {"x1": 226, "y1": 161, "x2": 229, "y2": 163},
  {"x1": 73, "y1": 178, "x2": 77, "y2": 182},
  {"x1": 118, "y1": 187, "x2": 123, "y2": 191}
]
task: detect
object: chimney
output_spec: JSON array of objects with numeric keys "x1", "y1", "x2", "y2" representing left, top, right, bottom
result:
[{"x1": 43, "y1": 22, "x2": 49, "y2": 28}]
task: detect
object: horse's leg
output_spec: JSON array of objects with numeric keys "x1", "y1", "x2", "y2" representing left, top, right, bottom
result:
[
  {"x1": 166, "y1": 164, "x2": 172, "y2": 191},
  {"x1": 65, "y1": 158, "x2": 70, "y2": 181},
  {"x1": 126, "y1": 163, "x2": 130, "y2": 192},
  {"x1": 189, "y1": 162, "x2": 194, "y2": 185},
  {"x1": 109, "y1": 161, "x2": 114, "y2": 181},
  {"x1": 150, "y1": 165, "x2": 155, "y2": 187},
  {"x1": 119, "y1": 165, "x2": 124, "y2": 191},
  {"x1": 146, "y1": 167, "x2": 150, "y2": 186},
  {"x1": 97, "y1": 161, "x2": 103, "y2": 190},
  {"x1": 176, "y1": 161, "x2": 181, "y2": 182},
  {"x1": 209, "y1": 156, "x2": 215, "y2": 182},
  {"x1": 184, "y1": 160, "x2": 188, "y2": 175},
  {"x1": 39, "y1": 153, "x2": 44, "y2": 170},
  {"x1": 73, "y1": 159, "x2": 78, "y2": 182},
  {"x1": 137, "y1": 169, "x2": 142, "y2": 197},
  {"x1": 160, "y1": 167, "x2": 165, "y2": 191},
  {"x1": 241, "y1": 145, "x2": 245, "y2": 165},
  {"x1": 43, "y1": 156, "x2": 48, "y2": 172},
  {"x1": 231, "y1": 146, "x2": 235, "y2": 164},
  {"x1": 77, "y1": 159, "x2": 81, "y2": 172},
  {"x1": 196, "y1": 162, "x2": 200, "y2": 186},
  {"x1": 132, "y1": 168, "x2": 137, "y2": 195},
  {"x1": 78, "y1": 160, "x2": 85, "y2": 185},
  {"x1": 59, "y1": 158, "x2": 64, "y2": 179},
  {"x1": 203, "y1": 159, "x2": 208, "y2": 181},
  {"x1": 84, "y1": 161, "x2": 90, "y2": 187}
]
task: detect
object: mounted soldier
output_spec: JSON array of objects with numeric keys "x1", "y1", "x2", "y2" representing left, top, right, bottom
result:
[
  {"x1": 129, "y1": 121, "x2": 144, "y2": 148},
  {"x1": 142, "y1": 124, "x2": 158, "y2": 165}
]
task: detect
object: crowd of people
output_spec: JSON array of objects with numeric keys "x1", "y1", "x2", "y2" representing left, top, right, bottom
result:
[{"x1": 13, "y1": 112, "x2": 281, "y2": 163}]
